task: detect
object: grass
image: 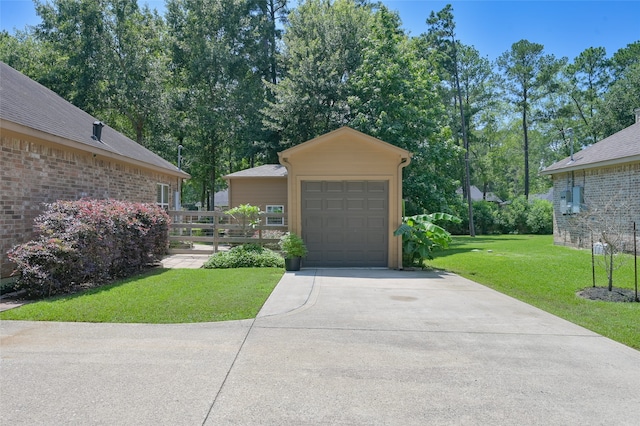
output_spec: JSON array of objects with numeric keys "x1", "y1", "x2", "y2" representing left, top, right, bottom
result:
[
  {"x1": 427, "y1": 235, "x2": 640, "y2": 350},
  {"x1": 0, "y1": 268, "x2": 284, "y2": 323}
]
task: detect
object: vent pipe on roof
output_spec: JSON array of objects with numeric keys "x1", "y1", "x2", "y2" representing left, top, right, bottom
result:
[
  {"x1": 566, "y1": 128, "x2": 574, "y2": 162},
  {"x1": 634, "y1": 108, "x2": 640, "y2": 124},
  {"x1": 92, "y1": 121, "x2": 104, "y2": 142}
]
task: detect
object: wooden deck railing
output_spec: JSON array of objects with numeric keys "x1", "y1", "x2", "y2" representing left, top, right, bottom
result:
[{"x1": 167, "y1": 210, "x2": 288, "y2": 254}]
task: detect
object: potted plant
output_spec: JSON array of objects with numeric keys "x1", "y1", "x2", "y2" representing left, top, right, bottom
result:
[{"x1": 279, "y1": 232, "x2": 307, "y2": 271}]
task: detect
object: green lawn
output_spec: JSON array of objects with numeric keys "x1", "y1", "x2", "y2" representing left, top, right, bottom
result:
[
  {"x1": 427, "y1": 235, "x2": 640, "y2": 350},
  {"x1": 0, "y1": 268, "x2": 284, "y2": 323}
]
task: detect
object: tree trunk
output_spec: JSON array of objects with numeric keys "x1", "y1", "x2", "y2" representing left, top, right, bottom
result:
[
  {"x1": 452, "y1": 41, "x2": 474, "y2": 237},
  {"x1": 522, "y1": 97, "x2": 530, "y2": 200}
]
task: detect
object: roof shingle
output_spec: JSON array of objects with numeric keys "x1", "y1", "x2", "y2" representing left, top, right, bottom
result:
[
  {"x1": 224, "y1": 164, "x2": 288, "y2": 178},
  {"x1": 541, "y1": 121, "x2": 640, "y2": 174},
  {"x1": 0, "y1": 61, "x2": 187, "y2": 177}
]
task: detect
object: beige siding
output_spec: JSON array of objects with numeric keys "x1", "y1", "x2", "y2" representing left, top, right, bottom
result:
[
  {"x1": 279, "y1": 127, "x2": 410, "y2": 269},
  {"x1": 1, "y1": 129, "x2": 178, "y2": 279},
  {"x1": 228, "y1": 177, "x2": 288, "y2": 214}
]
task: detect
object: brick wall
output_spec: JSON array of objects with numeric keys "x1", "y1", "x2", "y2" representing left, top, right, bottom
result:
[
  {"x1": 551, "y1": 162, "x2": 640, "y2": 249},
  {"x1": 1, "y1": 131, "x2": 176, "y2": 279}
]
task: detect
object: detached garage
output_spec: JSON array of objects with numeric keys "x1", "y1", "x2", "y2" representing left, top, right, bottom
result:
[
  {"x1": 281, "y1": 127, "x2": 410, "y2": 269},
  {"x1": 225, "y1": 127, "x2": 411, "y2": 269}
]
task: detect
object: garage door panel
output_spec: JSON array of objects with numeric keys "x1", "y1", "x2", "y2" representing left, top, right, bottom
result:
[
  {"x1": 302, "y1": 180, "x2": 388, "y2": 267},
  {"x1": 326, "y1": 181, "x2": 344, "y2": 192},
  {"x1": 346, "y1": 216, "x2": 365, "y2": 228},
  {"x1": 325, "y1": 216, "x2": 344, "y2": 228},
  {"x1": 368, "y1": 181, "x2": 386, "y2": 192},
  {"x1": 346, "y1": 199, "x2": 365, "y2": 210},
  {"x1": 346, "y1": 181, "x2": 365, "y2": 192},
  {"x1": 367, "y1": 198, "x2": 386, "y2": 210},
  {"x1": 326, "y1": 198, "x2": 344, "y2": 210},
  {"x1": 305, "y1": 181, "x2": 323, "y2": 192},
  {"x1": 304, "y1": 199, "x2": 323, "y2": 210},
  {"x1": 367, "y1": 233, "x2": 386, "y2": 245},
  {"x1": 368, "y1": 216, "x2": 386, "y2": 229}
]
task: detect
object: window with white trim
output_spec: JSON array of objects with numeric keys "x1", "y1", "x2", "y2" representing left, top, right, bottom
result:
[
  {"x1": 157, "y1": 183, "x2": 169, "y2": 209},
  {"x1": 266, "y1": 205, "x2": 284, "y2": 225}
]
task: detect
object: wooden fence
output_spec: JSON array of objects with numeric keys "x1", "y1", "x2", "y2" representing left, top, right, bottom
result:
[{"x1": 167, "y1": 210, "x2": 288, "y2": 254}]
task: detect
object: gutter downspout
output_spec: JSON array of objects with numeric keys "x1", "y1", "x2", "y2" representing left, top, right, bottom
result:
[
  {"x1": 397, "y1": 155, "x2": 411, "y2": 270},
  {"x1": 279, "y1": 155, "x2": 293, "y2": 233}
]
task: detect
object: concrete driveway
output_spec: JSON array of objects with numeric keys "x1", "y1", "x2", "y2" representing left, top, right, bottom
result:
[{"x1": 1, "y1": 269, "x2": 639, "y2": 425}]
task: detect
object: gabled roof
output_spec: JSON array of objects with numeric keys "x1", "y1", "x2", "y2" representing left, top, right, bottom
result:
[
  {"x1": 531, "y1": 188, "x2": 554, "y2": 202},
  {"x1": 278, "y1": 126, "x2": 411, "y2": 159},
  {"x1": 224, "y1": 164, "x2": 287, "y2": 178},
  {"x1": 0, "y1": 61, "x2": 189, "y2": 179},
  {"x1": 541, "y1": 121, "x2": 640, "y2": 175},
  {"x1": 456, "y1": 186, "x2": 503, "y2": 203}
]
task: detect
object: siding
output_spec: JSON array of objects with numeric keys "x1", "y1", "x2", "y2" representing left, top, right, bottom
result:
[
  {"x1": 228, "y1": 177, "x2": 288, "y2": 214},
  {"x1": 280, "y1": 127, "x2": 410, "y2": 269},
  {"x1": 1, "y1": 130, "x2": 176, "y2": 279}
]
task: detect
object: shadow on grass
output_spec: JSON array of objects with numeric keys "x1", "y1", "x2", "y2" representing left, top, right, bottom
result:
[
  {"x1": 29, "y1": 267, "x2": 172, "y2": 303},
  {"x1": 431, "y1": 235, "x2": 526, "y2": 259}
]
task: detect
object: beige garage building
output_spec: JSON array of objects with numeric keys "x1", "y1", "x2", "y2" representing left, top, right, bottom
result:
[{"x1": 226, "y1": 127, "x2": 411, "y2": 269}]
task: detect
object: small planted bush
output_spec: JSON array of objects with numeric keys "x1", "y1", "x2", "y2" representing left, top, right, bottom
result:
[
  {"x1": 203, "y1": 244, "x2": 285, "y2": 269},
  {"x1": 9, "y1": 199, "x2": 170, "y2": 298}
]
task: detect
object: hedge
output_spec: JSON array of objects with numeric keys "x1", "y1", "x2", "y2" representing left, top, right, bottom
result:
[{"x1": 8, "y1": 199, "x2": 170, "y2": 298}]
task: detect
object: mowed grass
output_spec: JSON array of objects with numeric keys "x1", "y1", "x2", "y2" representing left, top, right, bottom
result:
[
  {"x1": 427, "y1": 235, "x2": 640, "y2": 350},
  {"x1": 0, "y1": 268, "x2": 284, "y2": 323}
]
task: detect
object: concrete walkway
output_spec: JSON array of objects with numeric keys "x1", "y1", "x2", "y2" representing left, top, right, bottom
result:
[{"x1": 1, "y1": 269, "x2": 639, "y2": 425}]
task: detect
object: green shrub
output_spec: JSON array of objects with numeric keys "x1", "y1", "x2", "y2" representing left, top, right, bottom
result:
[
  {"x1": 526, "y1": 199, "x2": 553, "y2": 234},
  {"x1": 499, "y1": 195, "x2": 529, "y2": 234},
  {"x1": 472, "y1": 201, "x2": 501, "y2": 234},
  {"x1": 203, "y1": 244, "x2": 284, "y2": 269}
]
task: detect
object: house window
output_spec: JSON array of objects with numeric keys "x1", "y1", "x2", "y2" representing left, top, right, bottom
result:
[
  {"x1": 157, "y1": 183, "x2": 169, "y2": 209},
  {"x1": 266, "y1": 205, "x2": 284, "y2": 225}
]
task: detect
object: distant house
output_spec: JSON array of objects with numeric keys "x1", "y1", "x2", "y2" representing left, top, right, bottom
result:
[
  {"x1": 530, "y1": 188, "x2": 554, "y2": 203},
  {"x1": 456, "y1": 185, "x2": 503, "y2": 203},
  {"x1": 214, "y1": 189, "x2": 229, "y2": 209},
  {"x1": 224, "y1": 127, "x2": 411, "y2": 268},
  {"x1": 0, "y1": 62, "x2": 190, "y2": 279},
  {"x1": 540, "y1": 113, "x2": 640, "y2": 248}
]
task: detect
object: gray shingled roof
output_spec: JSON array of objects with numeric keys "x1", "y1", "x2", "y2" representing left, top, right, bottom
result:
[
  {"x1": 224, "y1": 164, "x2": 288, "y2": 178},
  {"x1": 456, "y1": 186, "x2": 503, "y2": 203},
  {"x1": 0, "y1": 62, "x2": 187, "y2": 178},
  {"x1": 541, "y1": 121, "x2": 640, "y2": 174}
]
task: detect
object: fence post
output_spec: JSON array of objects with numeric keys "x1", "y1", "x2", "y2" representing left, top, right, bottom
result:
[{"x1": 634, "y1": 221, "x2": 638, "y2": 302}]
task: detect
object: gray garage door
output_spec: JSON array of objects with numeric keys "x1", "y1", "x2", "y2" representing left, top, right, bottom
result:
[{"x1": 301, "y1": 180, "x2": 388, "y2": 267}]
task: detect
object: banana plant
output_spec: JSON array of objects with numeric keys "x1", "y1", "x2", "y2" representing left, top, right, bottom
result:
[{"x1": 394, "y1": 212, "x2": 461, "y2": 268}]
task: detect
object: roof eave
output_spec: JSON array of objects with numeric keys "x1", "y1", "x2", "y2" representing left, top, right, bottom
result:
[
  {"x1": 541, "y1": 155, "x2": 640, "y2": 175},
  {"x1": 1, "y1": 119, "x2": 190, "y2": 179}
]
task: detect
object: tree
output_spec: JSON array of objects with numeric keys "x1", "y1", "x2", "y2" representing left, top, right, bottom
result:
[
  {"x1": 425, "y1": 5, "x2": 474, "y2": 235},
  {"x1": 600, "y1": 41, "x2": 640, "y2": 135},
  {"x1": 578, "y1": 193, "x2": 635, "y2": 291},
  {"x1": 167, "y1": 0, "x2": 267, "y2": 207},
  {"x1": 565, "y1": 46, "x2": 610, "y2": 145},
  {"x1": 33, "y1": 0, "x2": 171, "y2": 149},
  {"x1": 496, "y1": 40, "x2": 562, "y2": 199},
  {"x1": 348, "y1": 5, "x2": 458, "y2": 214},
  {"x1": 262, "y1": 0, "x2": 372, "y2": 147}
]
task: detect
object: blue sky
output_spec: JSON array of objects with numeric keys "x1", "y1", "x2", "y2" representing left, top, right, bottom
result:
[{"x1": 1, "y1": 1, "x2": 639, "y2": 62}]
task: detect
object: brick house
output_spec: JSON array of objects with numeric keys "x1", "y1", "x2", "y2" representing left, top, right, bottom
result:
[
  {"x1": 541, "y1": 115, "x2": 640, "y2": 249},
  {"x1": 0, "y1": 62, "x2": 189, "y2": 279},
  {"x1": 225, "y1": 127, "x2": 411, "y2": 268}
]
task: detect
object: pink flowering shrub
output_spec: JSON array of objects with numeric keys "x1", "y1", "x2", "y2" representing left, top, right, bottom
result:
[{"x1": 8, "y1": 199, "x2": 170, "y2": 298}]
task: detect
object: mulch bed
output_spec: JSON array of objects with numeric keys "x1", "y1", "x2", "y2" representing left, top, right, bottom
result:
[{"x1": 577, "y1": 286, "x2": 639, "y2": 303}]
